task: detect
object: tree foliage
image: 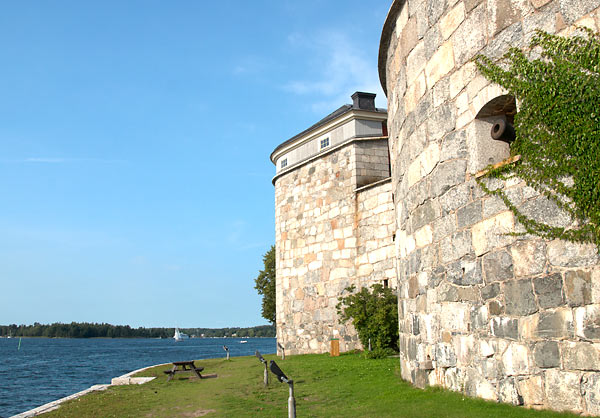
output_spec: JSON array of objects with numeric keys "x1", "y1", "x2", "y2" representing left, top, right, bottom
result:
[
  {"x1": 254, "y1": 245, "x2": 276, "y2": 324},
  {"x1": 474, "y1": 28, "x2": 600, "y2": 246},
  {"x1": 336, "y1": 284, "x2": 398, "y2": 354},
  {"x1": 0, "y1": 322, "x2": 275, "y2": 338}
]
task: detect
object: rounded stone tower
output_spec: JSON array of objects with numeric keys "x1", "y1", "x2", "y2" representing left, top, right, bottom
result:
[{"x1": 379, "y1": 0, "x2": 600, "y2": 413}]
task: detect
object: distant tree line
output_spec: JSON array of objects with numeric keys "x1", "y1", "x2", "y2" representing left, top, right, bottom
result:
[
  {"x1": 185, "y1": 325, "x2": 275, "y2": 338},
  {"x1": 0, "y1": 322, "x2": 275, "y2": 338}
]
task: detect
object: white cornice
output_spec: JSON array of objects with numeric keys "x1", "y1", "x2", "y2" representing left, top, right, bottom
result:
[{"x1": 270, "y1": 109, "x2": 387, "y2": 164}]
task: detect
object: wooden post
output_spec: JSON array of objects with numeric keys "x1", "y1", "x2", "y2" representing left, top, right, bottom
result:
[
  {"x1": 330, "y1": 339, "x2": 340, "y2": 357},
  {"x1": 264, "y1": 363, "x2": 269, "y2": 387}
]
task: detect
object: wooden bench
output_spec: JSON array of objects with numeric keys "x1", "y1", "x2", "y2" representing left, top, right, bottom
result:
[{"x1": 164, "y1": 361, "x2": 204, "y2": 381}]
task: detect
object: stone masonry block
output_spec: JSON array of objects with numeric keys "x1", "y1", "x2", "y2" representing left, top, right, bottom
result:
[
  {"x1": 545, "y1": 369, "x2": 584, "y2": 412},
  {"x1": 537, "y1": 308, "x2": 574, "y2": 339},
  {"x1": 430, "y1": 159, "x2": 467, "y2": 198},
  {"x1": 472, "y1": 211, "x2": 516, "y2": 256},
  {"x1": 440, "y1": 230, "x2": 473, "y2": 263},
  {"x1": 533, "y1": 341, "x2": 560, "y2": 368},
  {"x1": 564, "y1": 270, "x2": 592, "y2": 307},
  {"x1": 562, "y1": 342, "x2": 600, "y2": 371},
  {"x1": 440, "y1": 2, "x2": 466, "y2": 39},
  {"x1": 533, "y1": 273, "x2": 565, "y2": 309},
  {"x1": 548, "y1": 240, "x2": 599, "y2": 267},
  {"x1": 582, "y1": 372, "x2": 600, "y2": 416},
  {"x1": 504, "y1": 279, "x2": 537, "y2": 316},
  {"x1": 483, "y1": 249, "x2": 513, "y2": 283},
  {"x1": 511, "y1": 240, "x2": 546, "y2": 277},
  {"x1": 457, "y1": 200, "x2": 482, "y2": 229},
  {"x1": 425, "y1": 40, "x2": 455, "y2": 88}
]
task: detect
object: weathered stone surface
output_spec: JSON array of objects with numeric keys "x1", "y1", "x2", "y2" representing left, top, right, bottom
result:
[
  {"x1": 491, "y1": 317, "x2": 519, "y2": 340},
  {"x1": 425, "y1": 41, "x2": 455, "y2": 88},
  {"x1": 427, "y1": 102, "x2": 455, "y2": 141},
  {"x1": 562, "y1": 342, "x2": 600, "y2": 371},
  {"x1": 547, "y1": 240, "x2": 599, "y2": 267},
  {"x1": 482, "y1": 249, "x2": 513, "y2": 283},
  {"x1": 436, "y1": 343, "x2": 457, "y2": 367},
  {"x1": 502, "y1": 342, "x2": 531, "y2": 375},
  {"x1": 430, "y1": 159, "x2": 467, "y2": 197},
  {"x1": 483, "y1": 21, "x2": 524, "y2": 60},
  {"x1": 511, "y1": 240, "x2": 546, "y2": 277},
  {"x1": 379, "y1": 0, "x2": 600, "y2": 413},
  {"x1": 472, "y1": 211, "x2": 515, "y2": 256},
  {"x1": 582, "y1": 372, "x2": 600, "y2": 416},
  {"x1": 447, "y1": 256, "x2": 482, "y2": 285},
  {"x1": 438, "y1": 181, "x2": 470, "y2": 214},
  {"x1": 519, "y1": 197, "x2": 572, "y2": 229},
  {"x1": 518, "y1": 375, "x2": 544, "y2": 406},
  {"x1": 564, "y1": 270, "x2": 592, "y2": 307},
  {"x1": 559, "y1": 0, "x2": 600, "y2": 24},
  {"x1": 504, "y1": 279, "x2": 537, "y2": 316},
  {"x1": 412, "y1": 199, "x2": 441, "y2": 231},
  {"x1": 498, "y1": 377, "x2": 523, "y2": 405},
  {"x1": 438, "y1": 281, "x2": 459, "y2": 302},
  {"x1": 488, "y1": 299, "x2": 504, "y2": 315},
  {"x1": 405, "y1": 72, "x2": 427, "y2": 113},
  {"x1": 440, "y1": 2, "x2": 465, "y2": 39},
  {"x1": 481, "y1": 282, "x2": 500, "y2": 300},
  {"x1": 489, "y1": 0, "x2": 521, "y2": 35},
  {"x1": 453, "y1": 3, "x2": 487, "y2": 65},
  {"x1": 440, "y1": 128, "x2": 468, "y2": 161},
  {"x1": 537, "y1": 309, "x2": 574, "y2": 339},
  {"x1": 440, "y1": 230, "x2": 472, "y2": 263},
  {"x1": 427, "y1": 0, "x2": 448, "y2": 25},
  {"x1": 531, "y1": 0, "x2": 552, "y2": 8},
  {"x1": 574, "y1": 305, "x2": 600, "y2": 340},
  {"x1": 533, "y1": 274, "x2": 565, "y2": 308},
  {"x1": 533, "y1": 341, "x2": 560, "y2": 368},
  {"x1": 457, "y1": 201, "x2": 482, "y2": 229},
  {"x1": 406, "y1": 41, "x2": 427, "y2": 86},
  {"x1": 545, "y1": 369, "x2": 583, "y2": 412}
]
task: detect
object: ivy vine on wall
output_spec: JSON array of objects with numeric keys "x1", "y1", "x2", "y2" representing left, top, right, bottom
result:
[{"x1": 474, "y1": 28, "x2": 600, "y2": 247}]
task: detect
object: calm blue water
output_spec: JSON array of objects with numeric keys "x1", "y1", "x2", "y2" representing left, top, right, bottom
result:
[{"x1": 0, "y1": 337, "x2": 276, "y2": 417}]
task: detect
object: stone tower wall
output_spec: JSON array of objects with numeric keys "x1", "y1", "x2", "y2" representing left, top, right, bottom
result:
[
  {"x1": 380, "y1": 0, "x2": 600, "y2": 413},
  {"x1": 274, "y1": 138, "x2": 395, "y2": 355}
]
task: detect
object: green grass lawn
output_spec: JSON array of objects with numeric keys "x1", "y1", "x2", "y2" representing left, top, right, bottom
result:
[{"x1": 41, "y1": 353, "x2": 579, "y2": 417}]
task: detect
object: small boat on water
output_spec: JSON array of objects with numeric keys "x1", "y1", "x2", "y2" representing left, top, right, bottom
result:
[
  {"x1": 173, "y1": 328, "x2": 189, "y2": 341},
  {"x1": 239, "y1": 340, "x2": 248, "y2": 344}
]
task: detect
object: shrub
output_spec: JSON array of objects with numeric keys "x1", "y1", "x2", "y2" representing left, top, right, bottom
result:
[{"x1": 336, "y1": 284, "x2": 399, "y2": 353}]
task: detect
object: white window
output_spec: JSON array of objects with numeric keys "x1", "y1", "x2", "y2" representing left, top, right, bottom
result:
[
  {"x1": 281, "y1": 158, "x2": 288, "y2": 169},
  {"x1": 320, "y1": 137, "x2": 330, "y2": 149}
]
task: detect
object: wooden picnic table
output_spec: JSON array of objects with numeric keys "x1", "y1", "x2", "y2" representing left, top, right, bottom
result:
[{"x1": 164, "y1": 360, "x2": 204, "y2": 381}]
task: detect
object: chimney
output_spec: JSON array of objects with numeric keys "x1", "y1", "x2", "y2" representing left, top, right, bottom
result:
[{"x1": 351, "y1": 91, "x2": 376, "y2": 111}]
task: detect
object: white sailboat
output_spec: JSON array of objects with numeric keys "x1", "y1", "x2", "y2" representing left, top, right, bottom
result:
[{"x1": 173, "y1": 328, "x2": 188, "y2": 341}]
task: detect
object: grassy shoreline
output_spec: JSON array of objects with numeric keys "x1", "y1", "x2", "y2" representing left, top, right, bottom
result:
[{"x1": 39, "y1": 353, "x2": 579, "y2": 417}]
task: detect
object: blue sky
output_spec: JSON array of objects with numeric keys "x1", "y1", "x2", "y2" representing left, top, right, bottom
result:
[{"x1": 0, "y1": 1, "x2": 389, "y2": 328}]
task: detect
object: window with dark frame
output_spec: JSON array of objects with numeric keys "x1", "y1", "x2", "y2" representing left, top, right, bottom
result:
[
  {"x1": 320, "y1": 137, "x2": 329, "y2": 149},
  {"x1": 281, "y1": 158, "x2": 287, "y2": 169}
]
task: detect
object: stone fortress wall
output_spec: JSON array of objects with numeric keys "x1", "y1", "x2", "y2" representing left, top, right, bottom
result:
[
  {"x1": 379, "y1": 0, "x2": 600, "y2": 413},
  {"x1": 272, "y1": 94, "x2": 395, "y2": 355}
]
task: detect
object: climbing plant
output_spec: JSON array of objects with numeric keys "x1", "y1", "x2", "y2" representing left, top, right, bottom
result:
[{"x1": 474, "y1": 28, "x2": 600, "y2": 247}]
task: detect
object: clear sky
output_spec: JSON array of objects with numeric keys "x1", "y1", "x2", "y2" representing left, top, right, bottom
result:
[{"x1": 0, "y1": 1, "x2": 390, "y2": 328}]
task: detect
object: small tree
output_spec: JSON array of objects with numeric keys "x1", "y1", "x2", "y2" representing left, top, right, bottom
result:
[
  {"x1": 254, "y1": 245, "x2": 276, "y2": 324},
  {"x1": 337, "y1": 284, "x2": 398, "y2": 355}
]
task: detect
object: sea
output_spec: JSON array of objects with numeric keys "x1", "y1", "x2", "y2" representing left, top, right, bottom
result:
[{"x1": 0, "y1": 337, "x2": 276, "y2": 417}]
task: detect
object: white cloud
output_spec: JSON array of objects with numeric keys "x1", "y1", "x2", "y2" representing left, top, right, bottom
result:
[{"x1": 283, "y1": 30, "x2": 385, "y2": 113}]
